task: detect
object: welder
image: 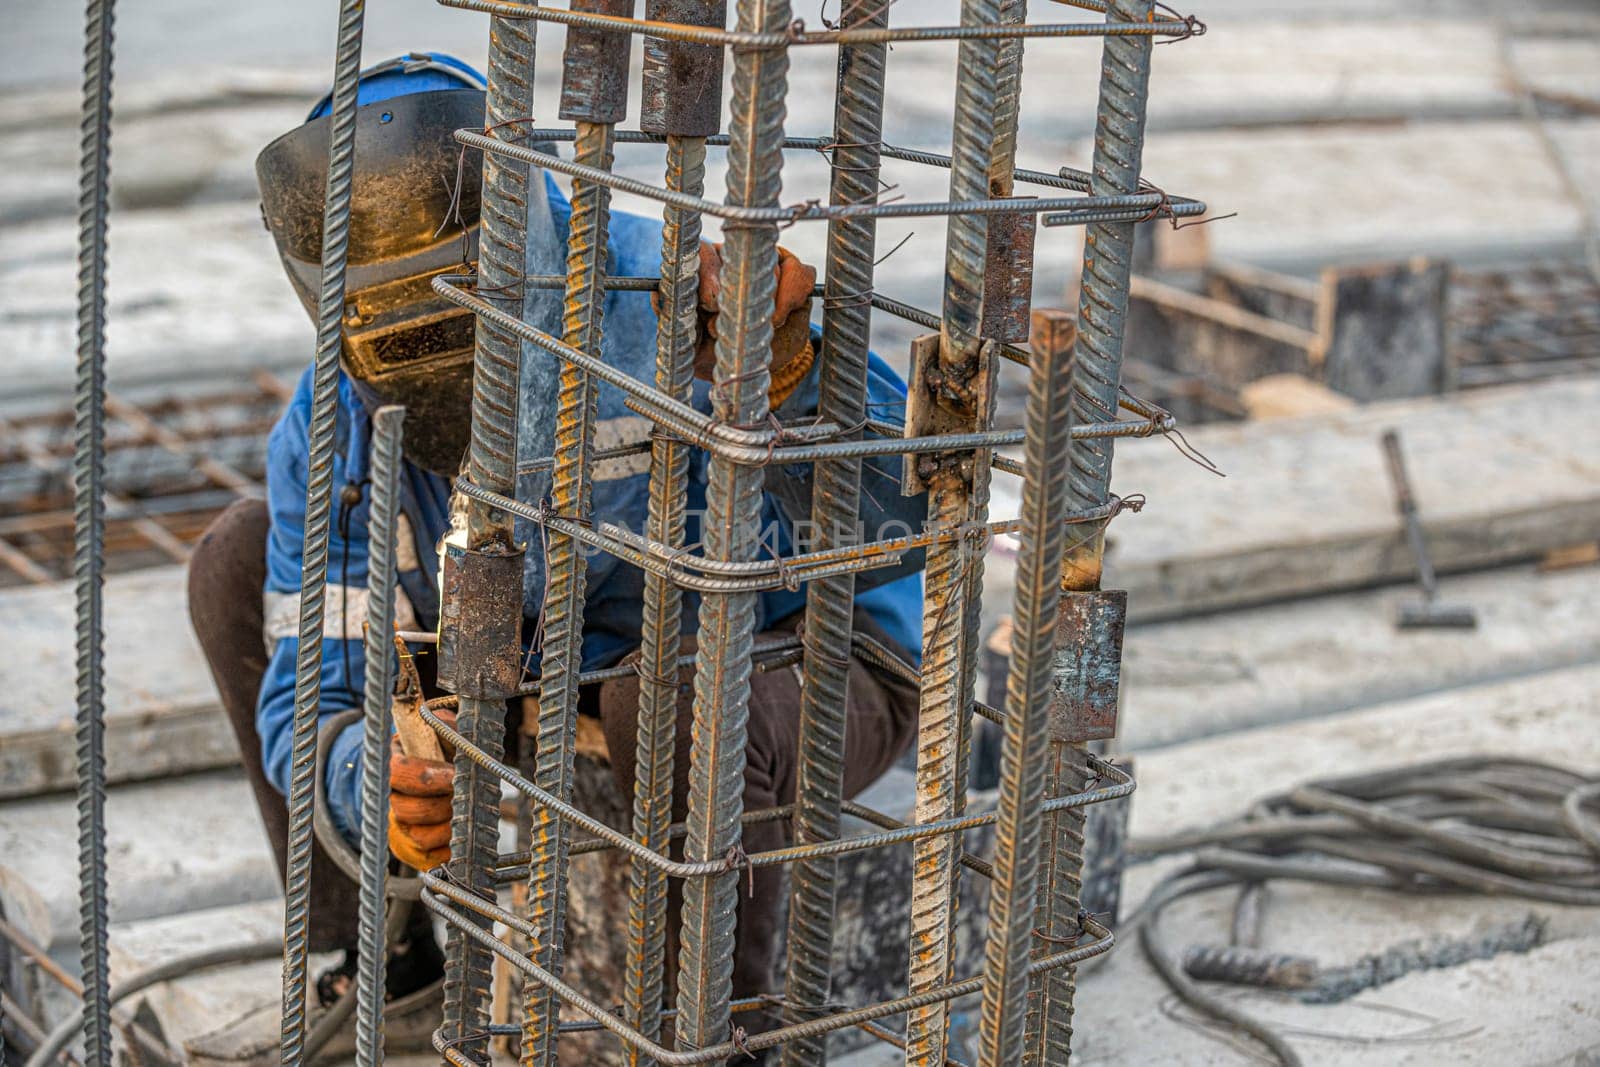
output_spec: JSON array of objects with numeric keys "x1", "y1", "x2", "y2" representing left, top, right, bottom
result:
[{"x1": 186, "y1": 53, "x2": 926, "y2": 1045}]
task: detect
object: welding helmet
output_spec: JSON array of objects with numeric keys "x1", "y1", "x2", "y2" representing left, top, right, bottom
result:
[{"x1": 255, "y1": 52, "x2": 491, "y2": 476}]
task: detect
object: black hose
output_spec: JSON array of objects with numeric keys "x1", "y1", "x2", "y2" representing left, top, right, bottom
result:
[
  {"x1": 24, "y1": 940, "x2": 282, "y2": 1067},
  {"x1": 1126, "y1": 757, "x2": 1600, "y2": 1065}
]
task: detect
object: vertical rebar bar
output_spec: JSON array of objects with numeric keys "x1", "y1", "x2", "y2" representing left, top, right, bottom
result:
[
  {"x1": 905, "y1": 0, "x2": 1003, "y2": 1058},
  {"x1": 779, "y1": 3, "x2": 888, "y2": 1061},
  {"x1": 974, "y1": 311, "x2": 1074, "y2": 1067},
  {"x1": 1028, "y1": 3, "x2": 1154, "y2": 1062},
  {"x1": 355, "y1": 404, "x2": 404, "y2": 1067},
  {"x1": 674, "y1": 0, "x2": 790, "y2": 1046},
  {"x1": 944, "y1": 0, "x2": 1027, "y2": 1020},
  {"x1": 74, "y1": 0, "x2": 115, "y2": 1062},
  {"x1": 623, "y1": 131, "x2": 707, "y2": 1064},
  {"x1": 280, "y1": 1, "x2": 365, "y2": 1058},
  {"x1": 521, "y1": 118, "x2": 616, "y2": 1065},
  {"x1": 442, "y1": 12, "x2": 533, "y2": 1052}
]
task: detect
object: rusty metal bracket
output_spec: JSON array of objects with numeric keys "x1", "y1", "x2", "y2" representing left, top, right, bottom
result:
[
  {"x1": 1047, "y1": 588, "x2": 1128, "y2": 743},
  {"x1": 901, "y1": 332, "x2": 999, "y2": 495},
  {"x1": 980, "y1": 203, "x2": 1037, "y2": 344},
  {"x1": 561, "y1": 0, "x2": 637, "y2": 124},
  {"x1": 640, "y1": 0, "x2": 728, "y2": 136},
  {"x1": 437, "y1": 538, "x2": 527, "y2": 700}
]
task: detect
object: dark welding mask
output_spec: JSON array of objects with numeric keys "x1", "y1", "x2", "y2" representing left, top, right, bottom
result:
[{"x1": 256, "y1": 54, "x2": 493, "y2": 476}]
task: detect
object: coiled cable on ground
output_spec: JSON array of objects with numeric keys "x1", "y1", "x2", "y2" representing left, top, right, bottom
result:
[{"x1": 1124, "y1": 756, "x2": 1600, "y2": 1066}]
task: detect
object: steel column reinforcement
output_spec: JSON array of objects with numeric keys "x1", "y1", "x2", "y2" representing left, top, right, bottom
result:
[
  {"x1": 415, "y1": 0, "x2": 1198, "y2": 1062},
  {"x1": 63, "y1": 0, "x2": 1207, "y2": 1061}
]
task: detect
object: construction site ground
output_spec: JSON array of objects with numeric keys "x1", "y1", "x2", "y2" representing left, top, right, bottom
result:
[{"x1": 2, "y1": 0, "x2": 1598, "y2": 1062}]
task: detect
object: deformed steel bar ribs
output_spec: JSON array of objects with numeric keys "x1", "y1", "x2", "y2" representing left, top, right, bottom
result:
[
  {"x1": 276, "y1": 1, "x2": 367, "y2": 1059},
  {"x1": 521, "y1": 11, "x2": 630, "y2": 1055},
  {"x1": 355, "y1": 405, "x2": 406, "y2": 1067},
  {"x1": 779, "y1": 0, "x2": 889, "y2": 1061},
  {"x1": 1030, "y1": 1, "x2": 1156, "y2": 1062},
  {"x1": 674, "y1": 0, "x2": 793, "y2": 1046},
  {"x1": 440, "y1": 9, "x2": 533, "y2": 1055},
  {"x1": 624, "y1": 1, "x2": 724, "y2": 1058},
  {"x1": 902, "y1": 0, "x2": 1007, "y2": 1056},
  {"x1": 74, "y1": 0, "x2": 116, "y2": 1062}
]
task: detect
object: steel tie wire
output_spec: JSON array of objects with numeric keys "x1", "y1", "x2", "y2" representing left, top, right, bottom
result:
[
  {"x1": 778, "y1": 0, "x2": 889, "y2": 1059},
  {"x1": 74, "y1": 0, "x2": 116, "y2": 1062},
  {"x1": 1028, "y1": 2, "x2": 1155, "y2": 1062},
  {"x1": 280, "y1": 3, "x2": 366, "y2": 1058},
  {"x1": 355, "y1": 405, "x2": 405, "y2": 1066}
]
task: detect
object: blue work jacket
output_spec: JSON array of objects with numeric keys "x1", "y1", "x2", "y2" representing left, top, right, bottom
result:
[{"x1": 258, "y1": 176, "x2": 927, "y2": 844}]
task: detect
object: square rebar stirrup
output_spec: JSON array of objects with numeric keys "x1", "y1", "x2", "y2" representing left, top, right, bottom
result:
[{"x1": 51, "y1": 0, "x2": 1202, "y2": 1065}]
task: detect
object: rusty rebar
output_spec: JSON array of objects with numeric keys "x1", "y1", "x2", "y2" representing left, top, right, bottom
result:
[
  {"x1": 355, "y1": 405, "x2": 405, "y2": 1067},
  {"x1": 1029, "y1": 3, "x2": 1156, "y2": 1063},
  {"x1": 779, "y1": 0, "x2": 890, "y2": 1059},
  {"x1": 521, "y1": 116, "x2": 618, "y2": 1064},
  {"x1": 672, "y1": 0, "x2": 791, "y2": 1041},
  {"x1": 903, "y1": 0, "x2": 1005, "y2": 1057},
  {"x1": 623, "y1": 122, "x2": 712, "y2": 1067},
  {"x1": 441, "y1": 10, "x2": 532, "y2": 1053}
]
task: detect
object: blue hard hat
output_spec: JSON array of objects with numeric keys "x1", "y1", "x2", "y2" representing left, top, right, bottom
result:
[{"x1": 305, "y1": 51, "x2": 486, "y2": 121}]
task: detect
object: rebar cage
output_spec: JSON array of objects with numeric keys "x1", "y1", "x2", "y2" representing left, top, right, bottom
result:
[{"x1": 65, "y1": 0, "x2": 1207, "y2": 1064}]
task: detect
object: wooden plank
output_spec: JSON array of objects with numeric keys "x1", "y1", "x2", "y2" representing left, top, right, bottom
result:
[
  {"x1": 1204, "y1": 259, "x2": 1320, "y2": 332},
  {"x1": 1239, "y1": 373, "x2": 1354, "y2": 419},
  {"x1": 1126, "y1": 275, "x2": 1318, "y2": 405}
]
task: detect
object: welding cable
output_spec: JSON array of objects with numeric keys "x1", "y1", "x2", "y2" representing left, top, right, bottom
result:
[
  {"x1": 23, "y1": 940, "x2": 282, "y2": 1067},
  {"x1": 1121, "y1": 757, "x2": 1600, "y2": 1065}
]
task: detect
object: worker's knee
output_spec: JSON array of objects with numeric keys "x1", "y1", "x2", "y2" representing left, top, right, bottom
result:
[
  {"x1": 188, "y1": 499, "x2": 269, "y2": 603},
  {"x1": 186, "y1": 498, "x2": 269, "y2": 651}
]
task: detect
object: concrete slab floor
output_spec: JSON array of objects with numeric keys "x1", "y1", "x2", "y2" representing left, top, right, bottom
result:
[
  {"x1": 1117, "y1": 561, "x2": 1600, "y2": 752},
  {"x1": 0, "y1": 770, "x2": 279, "y2": 958}
]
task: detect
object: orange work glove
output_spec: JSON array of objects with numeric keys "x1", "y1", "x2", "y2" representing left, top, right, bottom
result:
[
  {"x1": 386, "y1": 707, "x2": 456, "y2": 871},
  {"x1": 679, "y1": 242, "x2": 817, "y2": 404}
]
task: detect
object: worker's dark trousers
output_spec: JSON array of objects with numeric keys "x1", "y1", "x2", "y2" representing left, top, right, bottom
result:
[{"x1": 188, "y1": 498, "x2": 920, "y2": 1014}]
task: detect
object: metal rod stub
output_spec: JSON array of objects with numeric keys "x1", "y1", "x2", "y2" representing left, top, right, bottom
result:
[{"x1": 355, "y1": 405, "x2": 406, "y2": 1067}]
